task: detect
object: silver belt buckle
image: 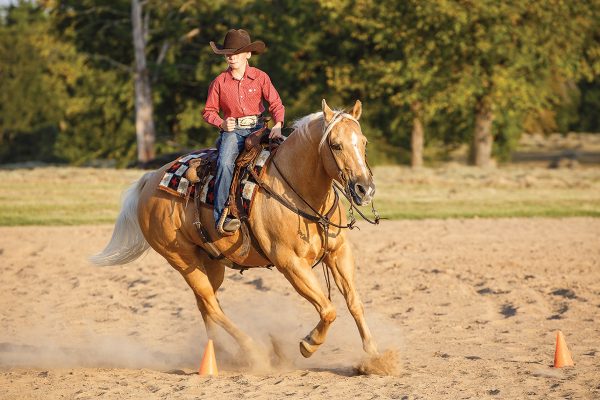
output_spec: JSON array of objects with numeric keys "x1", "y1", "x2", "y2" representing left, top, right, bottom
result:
[{"x1": 237, "y1": 116, "x2": 258, "y2": 128}]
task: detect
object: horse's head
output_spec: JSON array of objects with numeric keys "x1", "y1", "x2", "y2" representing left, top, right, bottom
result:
[{"x1": 321, "y1": 99, "x2": 376, "y2": 206}]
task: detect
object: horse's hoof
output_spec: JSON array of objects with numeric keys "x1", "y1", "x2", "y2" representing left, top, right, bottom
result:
[
  {"x1": 364, "y1": 341, "x2": 379, "y2": 356},
  {"x1": 299, "y1": 339, "x2": 316, "y2": 358}
]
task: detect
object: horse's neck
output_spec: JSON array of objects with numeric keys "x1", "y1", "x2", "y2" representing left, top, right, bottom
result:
[{"x1": 271, "y1": 124, "x2": 333, "y2": 211}]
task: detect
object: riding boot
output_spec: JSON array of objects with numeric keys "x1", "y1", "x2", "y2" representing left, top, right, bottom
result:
[
  {"x1": 216, "y1": 207, "x2": 240, "y2": 236},
  {"x1": 223, "y1": 218, "x2": 241, "y2": 232}
]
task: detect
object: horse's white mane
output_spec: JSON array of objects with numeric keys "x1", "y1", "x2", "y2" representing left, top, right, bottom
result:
[{"x1": 291, "y1": 110, "x2": 359, "y2": 152}]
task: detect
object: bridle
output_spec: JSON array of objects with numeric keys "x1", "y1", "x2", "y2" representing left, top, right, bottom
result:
[
  {"x1": 248, "y1": 112, "x2": 380, "y2": 299},
  {"x1": 319, "y1": 112, "x2": 381, "y2": 226}
]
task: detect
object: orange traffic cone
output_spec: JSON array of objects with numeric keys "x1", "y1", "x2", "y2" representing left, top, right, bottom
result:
[
  {"x1": 199, "y1": 339, "x2": 219, "y2": 376},
  {"x1": 554, "y1": 330, "x2": 574, "y2": 368}
]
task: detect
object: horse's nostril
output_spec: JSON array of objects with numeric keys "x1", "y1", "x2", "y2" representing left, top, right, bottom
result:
[{"x1": 355, "y1": 183, "x2": 366, "y2": 196}]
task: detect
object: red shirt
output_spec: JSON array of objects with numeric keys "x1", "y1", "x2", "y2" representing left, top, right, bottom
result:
[{"x1": 202, "y1": 65, "x2": 285, "y2": 129}]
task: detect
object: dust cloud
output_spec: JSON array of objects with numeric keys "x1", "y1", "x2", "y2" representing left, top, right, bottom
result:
[
  {"x1": 1, "y1": 269, "x2": 402, "y2": 375},
  {"x1": 215, "y1": 276, "x2": 404, "y2": 375}
]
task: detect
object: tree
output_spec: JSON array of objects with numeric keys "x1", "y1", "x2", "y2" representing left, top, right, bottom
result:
[
  {"x1": 314, "y1": 0, "x2": 468, "y2": 167},
  {"x1": 0, "y1": 3, "x2": 82, "y2": 163},
  {"x1": 46, "y1": 0, "x2": 216, "y2": 164},
  {"x1": 3, "y1": 0, "x2": 599, "y2": 167},
  {"x1": 451, "y1": 1, "x2": 596, "y2": 166},
  {"x1": 131, "y1": 0, "x2": 156, "y2": 164},
  {"x1": 41, "y1": 0, "x2": 138, "y2": 165}
]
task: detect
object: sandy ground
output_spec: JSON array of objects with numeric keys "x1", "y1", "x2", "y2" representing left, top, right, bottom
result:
[{"x1": 0, "y1": 219, "x2": 599, "y2": 399}]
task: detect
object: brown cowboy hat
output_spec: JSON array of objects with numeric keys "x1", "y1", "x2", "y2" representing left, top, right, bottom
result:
[{"x1": 209, "y1": 29, "x2": 265, "y2": 55}]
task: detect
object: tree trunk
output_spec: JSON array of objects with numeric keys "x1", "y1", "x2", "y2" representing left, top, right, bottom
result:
[
  {"x1": 131, "y1": 0, "x2": 155, "y2": 164},
  {"x1": 471, "y1": 102, "x2": 494, "y2": 167},
  {"x1": 410, "y1": 102, "x2": 424, "y2": 168}
]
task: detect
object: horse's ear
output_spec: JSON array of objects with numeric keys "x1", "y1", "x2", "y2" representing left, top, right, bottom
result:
[
  {"x1": 322, "y1": 99, "x2": 334, "y2": 124},
  {"x1": 352, "y1": 100, "x2": 362, "y2": 120}
]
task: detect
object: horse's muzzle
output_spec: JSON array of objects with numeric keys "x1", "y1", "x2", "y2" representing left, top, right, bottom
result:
[{"x1": 349, "y1": 179, "x2": 376, "y2": 206}]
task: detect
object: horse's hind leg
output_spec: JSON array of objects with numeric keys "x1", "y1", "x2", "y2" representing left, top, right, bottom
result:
[
  {"x1": 277, "y1": 262, "x2": 336, "y2": 358},
  {"x1": 191, "y1": 256, "x2": 225, "y2": 340},
  {"x1": 325, "y1": 242, "x2": 378, "y2": 355},
  {"x1": 165, "y1": 248, "x2": 258, "y2": 357}
]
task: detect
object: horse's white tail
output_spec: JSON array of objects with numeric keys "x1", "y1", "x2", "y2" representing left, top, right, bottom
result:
[{"x1": 90, "y1": 172, "x2": 152, "y2": 266}]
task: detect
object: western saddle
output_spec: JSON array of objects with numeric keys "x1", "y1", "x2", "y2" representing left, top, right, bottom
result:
[{"x1": 183, "y1": 123, "x2": 283, "y2": 267}]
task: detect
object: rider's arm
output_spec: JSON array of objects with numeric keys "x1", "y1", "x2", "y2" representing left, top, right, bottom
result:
[
  {"x1": 202, "y1": 79, "x2": 224, "y2": 129},
  {"x1": 260, "y1": 73, "x2": 285, "y2": 126}
]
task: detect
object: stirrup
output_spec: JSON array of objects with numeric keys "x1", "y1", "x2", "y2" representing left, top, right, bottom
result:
[{"x1": 216, "y1": 208, "x2": 239, "y2": 236}]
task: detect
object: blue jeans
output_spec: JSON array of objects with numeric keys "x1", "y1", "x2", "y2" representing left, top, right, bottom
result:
[{"x1": 213, "y1": 126, "x2": 262, "y2": 227}]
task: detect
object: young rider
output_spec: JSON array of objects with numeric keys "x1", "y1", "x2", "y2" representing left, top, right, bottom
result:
[{"x1": 203, "y1": 29, "x2": 285, "y2": 234}]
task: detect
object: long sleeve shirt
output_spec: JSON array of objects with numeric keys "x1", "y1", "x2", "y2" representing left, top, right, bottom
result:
[{"x1": 202, "y1": 65, "x2": 285, "y2": 129}]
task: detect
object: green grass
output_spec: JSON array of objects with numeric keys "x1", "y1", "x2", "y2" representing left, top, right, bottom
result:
[
  {"x1": 0, "y1": 167, "x2": 143, "y2": 226},
  {"x1": 369, "y1": 165, "x2": 600, "y2": 219},
  {"x1": 0, "y1": 165, "x2": 599, "y2": 226}
]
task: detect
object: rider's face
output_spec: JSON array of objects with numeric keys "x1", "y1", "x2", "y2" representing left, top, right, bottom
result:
[{"x1": 225, "y1": 52, "x2": 251, "y2": 69}]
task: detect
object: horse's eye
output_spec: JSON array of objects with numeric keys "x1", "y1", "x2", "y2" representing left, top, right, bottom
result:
[{"x1": 331, "y1": 143, "x2": 343, "y2": 151}]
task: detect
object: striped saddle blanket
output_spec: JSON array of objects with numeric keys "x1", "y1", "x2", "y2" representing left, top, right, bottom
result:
[{"x1": 157, "y1": 148, "x2": 271, "y2": 215}]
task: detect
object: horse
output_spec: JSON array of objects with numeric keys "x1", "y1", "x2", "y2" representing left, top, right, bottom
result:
[{"x1": 91, "y1": 99, "x2": 378, "y2": 364}]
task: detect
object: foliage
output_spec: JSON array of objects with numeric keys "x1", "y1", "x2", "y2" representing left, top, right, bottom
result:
[
  {"x1": 0, "y1": 0, "x2": 599, "y2": 166},
  {"x1": 0, "y1": 4, "x2": 65, "y2": 162}
]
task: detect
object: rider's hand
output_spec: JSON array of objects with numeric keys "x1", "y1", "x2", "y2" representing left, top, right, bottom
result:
[
  {"x1": 269, "y1": 122, "x2": 283, "y2": 139},
  {"x1": 221, "y1": 117, "x2": 236, "y2": 132}
]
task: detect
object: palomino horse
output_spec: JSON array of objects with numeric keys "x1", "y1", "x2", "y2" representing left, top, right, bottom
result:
[{"x1": 92, "y1": 99, "x2": 378, "y2": 363}]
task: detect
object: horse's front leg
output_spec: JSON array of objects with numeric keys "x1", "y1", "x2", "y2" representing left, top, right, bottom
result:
[
  {"x1": 325, "y1": 241, "x2": 378, "y2": 355},
  {"x1": 277, "y1": 261, "x2": 336, "y2": 358}
]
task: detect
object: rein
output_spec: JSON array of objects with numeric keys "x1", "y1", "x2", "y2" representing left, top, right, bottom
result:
[
  {"x1": 332, "y1": 181, "x2": 381, "y2": 225},
  {"x1": 250, "y1": 112, "x2": 381, "y2": 299}
]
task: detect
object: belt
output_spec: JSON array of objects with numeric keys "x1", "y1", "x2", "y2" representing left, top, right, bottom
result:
[{"x1": 235, "y1": 115, "x2": 259, "y2": 129}]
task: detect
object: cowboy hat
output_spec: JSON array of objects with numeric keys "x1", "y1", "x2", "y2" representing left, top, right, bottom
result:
[{"x1": 209, "y1": 29, "x2": 265, "y2": 55}]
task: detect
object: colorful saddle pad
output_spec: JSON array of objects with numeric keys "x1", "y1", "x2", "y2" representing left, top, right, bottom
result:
[
  {"x1": 157, "y1": 148, "x2": 272, "y2": 216},
  {"x1": 158, "y1": 149, "x2": 217, "y2": 197}
]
